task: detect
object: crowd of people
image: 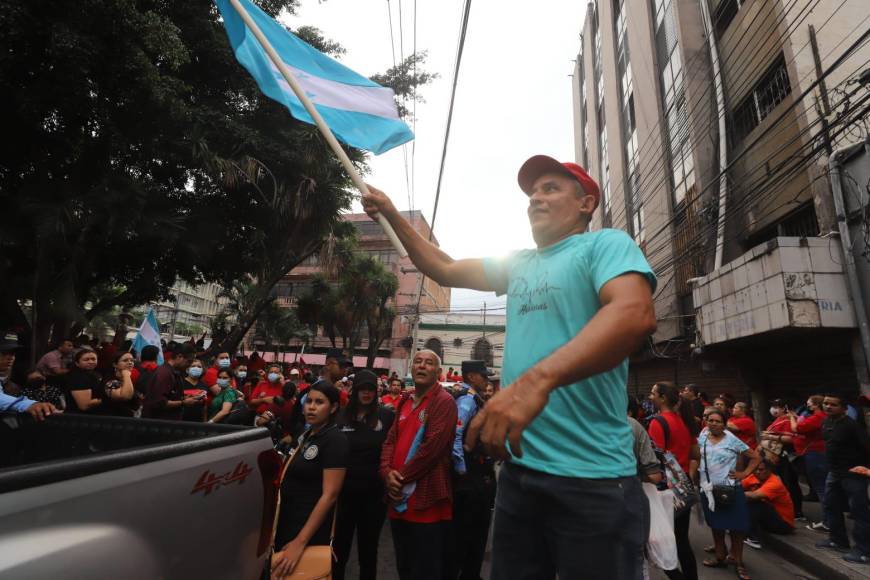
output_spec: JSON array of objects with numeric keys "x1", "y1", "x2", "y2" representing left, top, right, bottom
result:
[
  {"x1": 3, "y1": 155, "x2": 870, "y2": 580},
  {"x1": 626, "y1": 384, "x2": 870, "y2": 579},
  {"x1": 0, "y1": 332, "x2": 499, "y2": 580}
]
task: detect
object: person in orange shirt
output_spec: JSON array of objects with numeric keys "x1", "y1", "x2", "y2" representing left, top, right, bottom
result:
[{"x1": 742, "y1": 459, "x2": 794, "y2": 549}]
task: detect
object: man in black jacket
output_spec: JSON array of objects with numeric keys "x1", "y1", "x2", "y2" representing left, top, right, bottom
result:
[{"x1": 816, "y1": 394, "x2": 870, "y2": 564}]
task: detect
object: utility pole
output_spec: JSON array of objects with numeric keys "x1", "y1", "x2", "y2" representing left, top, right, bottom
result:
[
  {"x1": 482, "y1": 301, "x2": 487, "y2": 340},
  {"x1": 405, "y1": 271, "x2": 425, "y2": 377}
]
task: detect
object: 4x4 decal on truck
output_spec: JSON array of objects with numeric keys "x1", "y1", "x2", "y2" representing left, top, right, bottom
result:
[{"x1": 191, "y1": 461, "x2": 254, "y2": 496}]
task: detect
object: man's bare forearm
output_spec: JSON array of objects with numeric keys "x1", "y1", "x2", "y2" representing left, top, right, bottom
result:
[
  {"x1": 381, "y1": 207, "x2": 454, "y2": 284},
  {"x1": 528, "y1": 299, "x2": 655, "y2": 393}
]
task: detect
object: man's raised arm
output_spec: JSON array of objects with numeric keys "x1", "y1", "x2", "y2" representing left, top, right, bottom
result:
[{"x1": 362, "y1": 185, "x2": 494, "y2": 291}]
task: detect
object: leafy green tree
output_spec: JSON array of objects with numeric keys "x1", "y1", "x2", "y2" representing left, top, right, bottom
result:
[
  {"x1": 0, "y1": 0, "x2": 433, "y2": 364},
  {"x1": 295, "y1": 239, "x2": 398, "y2": 367}
]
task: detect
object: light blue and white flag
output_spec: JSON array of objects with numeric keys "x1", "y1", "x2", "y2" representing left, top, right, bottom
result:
[
  {"x1": 132, "y1": 308, "x2": 164, "y2": 365},
  {"x1": 215, "y1": 0, "x2": 414, "y2": 155}
]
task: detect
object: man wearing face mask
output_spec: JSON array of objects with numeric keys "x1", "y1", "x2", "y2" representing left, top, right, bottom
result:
[{"x1": 203, "y1": 352, "x2": 234, "y2": 391}]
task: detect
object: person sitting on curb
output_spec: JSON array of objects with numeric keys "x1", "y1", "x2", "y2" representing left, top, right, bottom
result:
[{"x1": 742, "y1": 458, "x2": 794, "y2": 550}]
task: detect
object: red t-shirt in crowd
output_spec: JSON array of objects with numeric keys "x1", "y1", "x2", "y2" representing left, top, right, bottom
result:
[
  {"x1": 388, "y1": 395, "x2": 452, "y2": 523},
  {"x1": 648, "y1": 411, "x2": 693, "y2": 473},
  {"x1": 793, "y1": 410, "x2": 826, "y2": 455},
  {"x1": 766, "y1": 415, "x2": 791, "y2": 434},
  {"x1": 381, "y1": 394, "x2": 402, "y2": 408},
  {"x1": 729, "y1": 416, "x2": 757, "y2": 449},
  {"x1": 252, "y1": 380, "x2": 284, "y2": 414}
]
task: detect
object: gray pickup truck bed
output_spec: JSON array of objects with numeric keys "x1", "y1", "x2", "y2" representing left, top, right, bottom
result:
[{"x1": 0, "y1": 414, "x2": 279, "y2": 579}]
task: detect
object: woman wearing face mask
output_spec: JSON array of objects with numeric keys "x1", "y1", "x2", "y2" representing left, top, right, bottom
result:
[
  {"x1": 760, "y1": 400, "x2": 803, "y2": 519},
  {"x1": 333, "y1": 370, "x2": 395, "y2": 580},
  {"x1": 65, "y1": 348, "x2": 105, "y2": 413},
  {"x1": 22, "y1": 369, "x2": 65, "y2": 409},
  {"x1": 182, "y1": 359, "x2": 209, "y2": 422},
  {"x1": 100, "y1": 351, "x2": 137, "y2": 417},
  {"x1": 203, "y1": 352, "x2": 234, "y2": 391},
  {"x1": 251, "y1": 363, "x2": 286, "y2": 415},
  {"x1": 207, "y1": 369, "x2": 238, "y2": 423},
  {"x1": 234, "y1": 364, "x2": 250, "y2": 398},
  {"x1": 699, "y1": 409, "x2": 761, "y2": 580},
  {"x1": 271, "y1": 382, "x2": 348, "y2": 578}
]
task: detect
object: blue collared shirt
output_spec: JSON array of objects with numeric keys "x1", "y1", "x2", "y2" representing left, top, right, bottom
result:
[
  {"x1": 452, "y1": 385, "x2": 480, "y2": 475},
  {"x1": 0, "y1": 380, "x2": 36, "y2": 413}
]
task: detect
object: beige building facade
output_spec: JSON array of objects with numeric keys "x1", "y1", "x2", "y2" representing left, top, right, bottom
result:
[
  {"x1": 573, "y1": 0, "x2": 869, "y2": 405},
  {"x1": 418, "y1": 312, "x2": 506, "y2": 376},
  {"x1": 279, "y1": 211, "x2": 452, "y2": 373}
]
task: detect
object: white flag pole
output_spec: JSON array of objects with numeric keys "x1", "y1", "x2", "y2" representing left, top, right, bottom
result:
[{"x1": 228, "y1": 0, "x2": 408, "y2": 258}]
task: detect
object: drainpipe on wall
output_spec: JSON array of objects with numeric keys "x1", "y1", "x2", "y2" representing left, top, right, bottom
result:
[
  {"x1": 700, "y1": 0, "x2": 729, "y2": 270},
  {"x1": 828, "y1": 141, "x2": 870, "y2": 383}
]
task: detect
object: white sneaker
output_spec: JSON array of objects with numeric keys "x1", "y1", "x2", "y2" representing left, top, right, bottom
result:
[
  {"x1": 806, "y1": 522, "x2": 830, "y2": 533},
  {"x1": 744, "y1": 538, "x2": 762, "y2": 550}
]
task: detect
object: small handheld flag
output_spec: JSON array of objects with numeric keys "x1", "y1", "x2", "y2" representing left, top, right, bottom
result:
[
  {"x1": 132, "y1": 308, "x2": 164, "y2": 365},
  {"x1": 215, "y1": 0, "x2": 413, "y2": 155}
]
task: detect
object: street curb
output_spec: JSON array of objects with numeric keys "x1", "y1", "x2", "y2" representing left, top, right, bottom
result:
[{"x1": 762, "y1": 530, "x2": 863, "y2": 580}]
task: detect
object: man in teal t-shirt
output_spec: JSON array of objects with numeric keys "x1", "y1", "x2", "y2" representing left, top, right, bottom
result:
[{"x1": 362, "y1": 154, "x2": 657, "y2": 579}]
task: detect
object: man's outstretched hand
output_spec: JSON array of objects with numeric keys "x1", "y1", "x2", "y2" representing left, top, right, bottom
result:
[
  {"x1": 465, "y1": 370, "x2": 551, "y2": 461},
  {"x1": 361, "y1": 184, "x2": 397, "y2": 221},
  {"x1": 26, "y1": 402, "x2": 58, "y2": 421}
]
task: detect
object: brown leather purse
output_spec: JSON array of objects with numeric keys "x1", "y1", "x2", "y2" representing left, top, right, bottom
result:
[{"x1": 269, "y1": 434, "x2": 337, "y2": 580}]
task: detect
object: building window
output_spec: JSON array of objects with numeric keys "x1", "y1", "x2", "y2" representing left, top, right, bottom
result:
[
  {"x1": 714, "y1": 0, "x2": 745, "y2": 38},
  {"x1": 599, "y1": 117, "x2": 611, "y2": 213},
  {"x1": 578, "y1": 48, "x2": 588, "y2": 168},
  {"x1": 472, "y1": 338, "x2": 493, "y2": 367},
  {"x1": 615, "y1": 0, "x2": 643, "y2": 242},
  {"x1": 423, "y1": 337, "x2": 444, "y2": 360},
  {"x1": 654, "y1": 0, "x2": 695, "y2": 207},
  {"x1": 731, "y1": 53, "x2": 792, "y2": 145}
]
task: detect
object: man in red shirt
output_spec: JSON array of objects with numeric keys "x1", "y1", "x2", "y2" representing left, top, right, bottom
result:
[
  {"x1": 728, "y1": 402, "x2": 758, "y2": 449},
  {"x1": 381, "y1": 377, "x2": 404, "y2": 409},
  {"x1": 742, "y1": 459, "x2": 795, "y2": 549},
  {"x1": 380, "y1": 349, "x2": 457, "y2": 580},
  {"x1": 141, "y1": 344, "x2": 199, "y2": 420}
]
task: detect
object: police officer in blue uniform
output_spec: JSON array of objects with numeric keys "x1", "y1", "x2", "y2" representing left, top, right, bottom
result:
[{"x1": 448, "y1": 360, "x2": 497, "y2": 580}]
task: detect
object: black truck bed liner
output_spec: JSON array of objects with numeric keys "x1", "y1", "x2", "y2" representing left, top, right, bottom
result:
[{"x1": 0, "y1": 414, "x2": 268, "y2": 493}]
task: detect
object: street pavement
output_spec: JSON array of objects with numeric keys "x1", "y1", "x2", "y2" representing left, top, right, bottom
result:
[{"x1": 345, "y1": 511, "x2": 819, "y2": 580}]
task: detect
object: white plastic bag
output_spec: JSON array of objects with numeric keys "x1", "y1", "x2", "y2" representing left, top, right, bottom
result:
[{"x1": 643, "y1": 482, "x2": 679, "y2": 571}]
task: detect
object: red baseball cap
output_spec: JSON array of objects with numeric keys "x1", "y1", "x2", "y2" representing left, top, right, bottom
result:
[{"x1": 517, "y1": 155, "x2": 601, "y2": 209}]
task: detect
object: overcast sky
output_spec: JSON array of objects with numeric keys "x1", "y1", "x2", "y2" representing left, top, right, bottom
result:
[{"x1": 285, "y1": 0, "x2": 588, "y2": 310}]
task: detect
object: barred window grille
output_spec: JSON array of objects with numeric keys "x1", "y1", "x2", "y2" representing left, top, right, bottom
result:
[{"x1": 730, "y1": 53, "x2": 791, "y2": 145}]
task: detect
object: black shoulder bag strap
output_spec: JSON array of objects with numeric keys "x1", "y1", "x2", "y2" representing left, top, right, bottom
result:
[{"x1": 654, "y1": 414, "x2": 671, "y2": 449}]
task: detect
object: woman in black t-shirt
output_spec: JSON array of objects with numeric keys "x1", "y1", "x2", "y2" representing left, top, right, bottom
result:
[
  {"x1": 333, "y1": 369, "x2": 395, "y2": 580},
  {"x1": 272, "y1": 382, "x2": 348, "y2": 578},
  {"x1": 181, "y1": 359, "x2": 208, "y2": 422},
  {"x1": 100, "y1": 351, "x2": 138, "y2": 417},
  {"x1": 65, "y1": 348, "x2": 105, "y2": 413}
]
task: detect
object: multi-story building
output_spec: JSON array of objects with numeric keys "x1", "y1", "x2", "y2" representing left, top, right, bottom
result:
[
  {"x1": 573, "y1": 0, "x2": 869, "y2": 409},
  {"x1": 277, "y1": 211, "x2": 452, "y2": 372},
  {"x1": 418, "y1": 311, "x2": 506, "y2": 377},
  {"x1": 152, "y1": 281, "x2": 228, "y2": 338}
]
